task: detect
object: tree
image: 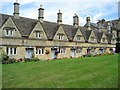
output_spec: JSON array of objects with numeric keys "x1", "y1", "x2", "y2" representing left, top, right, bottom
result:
[{"x1": 115, "y1": 43, "x2": 120, "y2": 53}]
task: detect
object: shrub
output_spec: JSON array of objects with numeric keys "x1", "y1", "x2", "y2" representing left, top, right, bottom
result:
[
  {"x1": 7, "y1": 58, "x2": 16, "y2": 64},
  {"x1": 24, "y1": 58, "x2": 31, "y2": 62},
  {"x1": 0, "y1": 53, "x2": 9, "y2": 64},
  {"x1": 31, "y1": 57, "x2": 40, "y2": 62},
  {"x1": 24, "y1": 57, "x2": 40, "y2": 62},
  {"x1": 80, "y1": 55, "x2": 84, "y2": 58},
  {"x1": 16, "y1": 58, "x2": 24, "y2": 63},
  {"x1": 85, "y1": 54, "x2": 93, "y2": 57},
  {"x1": 45, "y1": 50, "x2": 50, "y2": 55}
]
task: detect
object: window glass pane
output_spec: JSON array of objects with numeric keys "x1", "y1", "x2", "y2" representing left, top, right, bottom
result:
[
  {"x1": 14, "y1": 48, "x2": 16, "y2": 54},
  {"x1": 58, "y1": 35, "x2": 60, "y2": 40},
  {"x1": 10, "y1": 30, "x2": 13, "y2": 36},
  {"x1": 6, "y1": 30, "x2": 9, "y2": 35},
  {"x1": 42, "y1": 48, "x2": 44, "y2": 54},
  {"x1": 6, "y1": 47, "x2": 9, "y2": 54},
  {"x1": 39, "y1": 49, "x2": 41, "y2": 54},
  {"x1": 10, "y1": 48, "x2": 12, "y2": 54},
  {"x1": 36, "y1": 48, "x2": 38, "y2": 54},
  {"x1": 36, "y1": 32, "x2": 41, "y2": 38},
  {"x1": 39, "y1": 33, "x2": 41, "y2": 37}
]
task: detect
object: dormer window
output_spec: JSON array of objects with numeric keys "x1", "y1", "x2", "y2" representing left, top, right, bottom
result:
[
  {"x1": 5, "y1": 29, "x2": 13, "y2": 36},
  {"x1": 90, "y1": 37, "x2": 95, "y2": 41},
  {"x1": 102, "y1": 38, "x2": 106, "y2": 43},
  {"x1": 57, "y1": 34, "x2": 64, "y2": 40},
  {"x1": 35, "y1": 31, "x2": 41, "y2": 38},
  {"x1": 4, "y1": 27, "x2": 15, "y2": 37},
  {"x1": 112, "y1": 38, "x2": 116, "y2": 44},
  {"x1": 58, "y1": 35, "x2": 63, "y2": 40},
  {"x1": 76, "y1": 35, "x2": 82, "y2": 41}
]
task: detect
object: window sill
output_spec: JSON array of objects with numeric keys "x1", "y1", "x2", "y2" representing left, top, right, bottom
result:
[{"x1": 36, "y1": 54, "x2": 44, "y2": 55}]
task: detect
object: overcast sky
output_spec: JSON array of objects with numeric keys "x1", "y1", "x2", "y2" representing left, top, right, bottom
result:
[{"x1": 0, "y1": 0, "x2": 119, "y2": 26}]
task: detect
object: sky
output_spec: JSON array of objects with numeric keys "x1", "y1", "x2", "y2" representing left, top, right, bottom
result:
[{"x1": 0, "y1": 0, "x2": 119, "y2": 26}]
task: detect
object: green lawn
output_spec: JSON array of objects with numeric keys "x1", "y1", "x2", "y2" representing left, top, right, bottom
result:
[{"x1": 2, "y1": 54, "x2": 118, "y2": 88}]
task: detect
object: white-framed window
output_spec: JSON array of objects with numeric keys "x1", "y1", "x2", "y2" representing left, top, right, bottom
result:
[
  {"x1": 76, "y1": 48, "x2": 82, "y2": 53},
  {"x1": 6, "y1": 47, "x2": 17, "y2": 55},
  {"x1": 90, "y1": 37, "x2": 95, "y2": 41},
  {"x1": 99, "y1": 49, "x2": 104, "y2": 54},
  {"x1": 102, "y1": 38, "x2": 106, "y2": 42},
  {"x1": 112, "y1": 38, "x2": 116, "y2": 43},
  {"x1": 5, "y1": 30, "x2": 13, "y2": 36},
  {"x1": 59, "y1": 47, "x2": 66, "y2": 54},
  {"x1": 76, "y1": 35, "x2": 82, "y2": 41},
  {"x1": 36, "y1": 31, "x2": 41, "y2": 38},
  {"x1": 91, "y1": 48, "x2": 95, "y2": 54},
  {"x1": 36, "y1": 48, "x2": 44, "y2": 55},
  {"x1": 58, "y1": 34, "x2": 64, "y2": 40}
]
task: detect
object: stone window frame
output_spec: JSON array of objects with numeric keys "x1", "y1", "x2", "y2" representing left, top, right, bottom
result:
[
  {"x1": 76, "y1": 48, "x2": 82, "y2": 53},
  {"x1": 90, "y1": 36, "x2": 95, "y2": 41},
  {"x1": 35, "y1": 31, "x2": 41, "y2": 38},
  {"x1": 5, "y1": 28, "x2": 14, "y2": 37},
  {"x1": 57, "y1": 33, "x2": 64, "y2": 40},
  {"x1": 36, "y1": 47, "x2": 44, "y2": 55},
  {"x1": 59, "y1": 47, "x2": 66, "y2": 54},
  {"x1": 6, "y1": 47, "x2": 17, "y2": 55},
  {"x1": 76, "y1": 35, "x2": 82, "y2": 41}
]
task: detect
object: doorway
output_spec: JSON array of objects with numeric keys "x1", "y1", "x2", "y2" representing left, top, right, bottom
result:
[
  {"x1": 51, "y1": 47, "x2": 58, "y2": 59},
  {"x1": 25, "y1": 47, "x2": 34, "y2": 59},
  {"x1": 70, "y1": 47, "x2": 76, "y2": 58}
]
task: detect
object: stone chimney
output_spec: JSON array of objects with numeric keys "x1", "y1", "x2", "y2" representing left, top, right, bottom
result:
[
  {"x1": 97, "y1": 20, "x2": 101, "y2": 32},
  {"x1": 57, "y1": 10, "x2": 62, "y2": 25},
  {"x1": 13, "y1": 0, "x2": 20, "y2": 18},
  {"x1": 101, "y1": 19, "x2": 105, "y2": 24},
  {"x1": 86, "y1": 17, "x2": 91, "y2": 30},
  {"x1": 107, "y1": 22, "x2": 111, "y2": 33},
  {"x1": 73, "y1": 13, "x2": 79, "y2": 28},
  {"x1": 38, "y1": 5, "x2": 44, "y2": 22}
]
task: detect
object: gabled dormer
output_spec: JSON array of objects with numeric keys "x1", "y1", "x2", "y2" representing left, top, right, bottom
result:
[
  {"x1": 100, "y1": 33, "x2": 108, "y2": 44},
  {"x1": 111, "y1": 34, "x2": 116, "y2": 44},
  {"x1": 0, "y1": 17, "x2": 21, "y2": 37},
  {"x1": 88, "y1": 30, "x2": 97, "y2": 43},
  {"x1": 29, "y1": 21, "x2": 47, "y2": 40},
  {"x1": 53, "y1": 25, "x2": 68, "y2": 41},
  {"x1": 73, "y1": 28, "x2": 85, "y2": 42}
]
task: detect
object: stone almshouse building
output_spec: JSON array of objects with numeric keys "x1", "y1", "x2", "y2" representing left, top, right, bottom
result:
[{"x1": 0, "y1": 1, "x2": 118, "y2": 60}]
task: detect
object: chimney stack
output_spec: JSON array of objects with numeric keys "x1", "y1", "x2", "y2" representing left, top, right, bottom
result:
[
  {"x1": 97, "y1": 20, "x2": 101, "y2": 32},
  {"x1": 86, "y1": 17, "x2": 91, "y2": 30},
  {"x1": 38, "y1": 5, "x2": 44, "y2": 22},
  {"x1": 57, "y1": 10, "x2": 62, "y2": 25},
  {"x1": 73, "y1": 13, "x2": 79, "y2": 28},
  {"x1": 107, "y1": 22, "x2": 111, "y2": 33},
  {"x1": 13, "y1": 0, "x2": 20, "y2": 18}
]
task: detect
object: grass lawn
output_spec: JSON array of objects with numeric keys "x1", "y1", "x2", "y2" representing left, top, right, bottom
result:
[{"x1": 2, "y1": 54, "x2": 118, "y2": 88}]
